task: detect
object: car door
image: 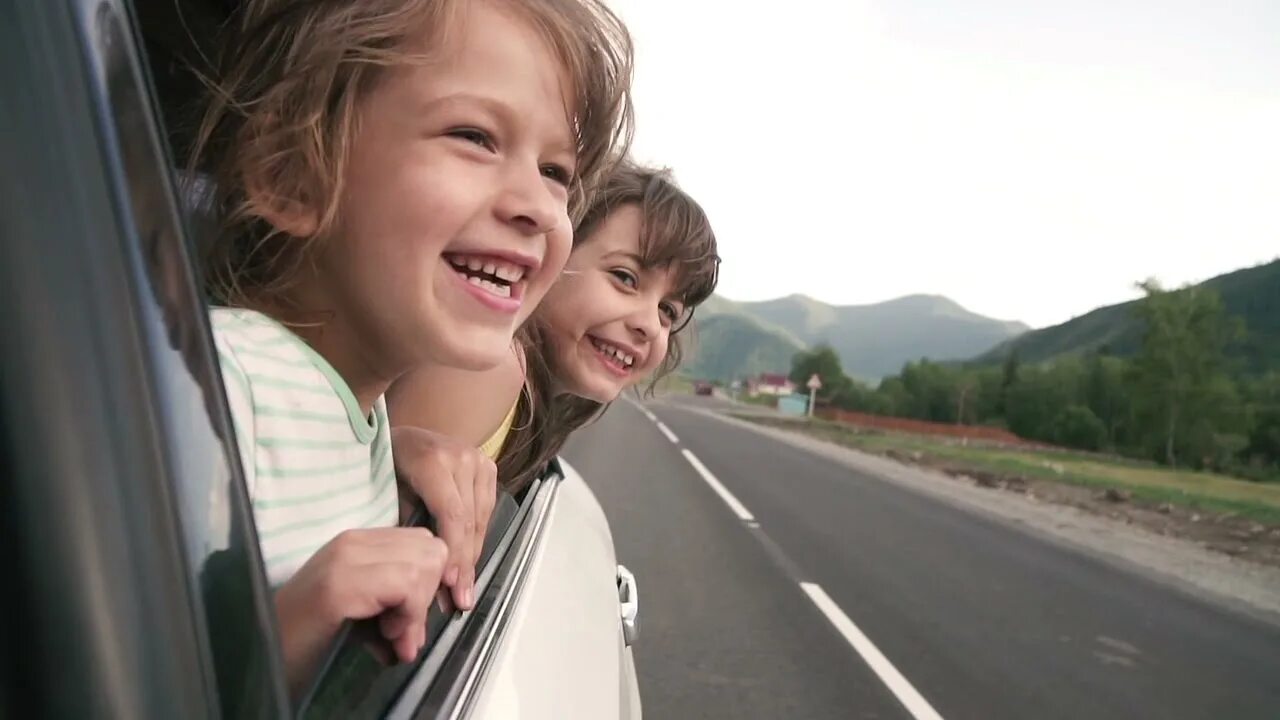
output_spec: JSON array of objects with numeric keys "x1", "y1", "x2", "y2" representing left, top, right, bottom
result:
[
  {"x1": 461, "y1": 460, "x2": 643, "y2": 720},
  {"x1": 295, "y1": 460, "x2": 641, "y2": 720}
]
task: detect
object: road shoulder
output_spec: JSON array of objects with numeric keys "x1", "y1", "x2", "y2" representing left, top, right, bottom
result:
[{"x1": 661, "y1": 400, "x2": 1280, "y2": 626}]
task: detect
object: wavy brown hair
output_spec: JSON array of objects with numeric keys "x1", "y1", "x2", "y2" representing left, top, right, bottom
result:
[
  {"x1": 498, "y1": 163, "x2": 720, "y2": 489},
  {"x1": 189, "y1": 0, "x2": 634, "y2": 308}
]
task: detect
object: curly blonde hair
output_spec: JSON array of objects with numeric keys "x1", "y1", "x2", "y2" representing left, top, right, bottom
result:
[{"x1": 190, "y1": 0, "x2": 634, "y2": 308}]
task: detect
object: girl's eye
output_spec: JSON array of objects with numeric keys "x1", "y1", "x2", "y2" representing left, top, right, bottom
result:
[
  {"x1": 448, "y1": 128, "x2": 496, "y2": 151},
  {"x1": 541, "y1": 163, "x2": 574, "y2": 187},
  {"x1": 609, "y1": 268, "x2": 638, "y2": 288},
  {"x1": 660, "y1": 302, "x2": 681, "y2": 325}
]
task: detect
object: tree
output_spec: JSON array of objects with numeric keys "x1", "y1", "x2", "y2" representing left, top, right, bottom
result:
[
  {"x1": 1129, "y1": 280, "x2": 1243, "y2": 467},
  {"x1": 1052, "y1": 405, "x2": 1108, "y2": 451},
  {"x1": 955, "y1": 374, "x2": 977, "y2": 425},
  {"x1": 999, "y1": 349, "x2": 1021, "y2": 415},
  {"x1": 1245, "y1": 372, "x2": 1280, "y2": 469},
  {"x1": 972, "y1": 367, "x2": 1007, "y2": 425},
  {"x1": 875, "y1": 376, "x2": 909, "y2": 417},
  {"x1": 789, "y1": 344, "x2": 850, "y2": 400},
  {"x1": 831, "y1": 379, "x2": 889, "y2": 414},
  {"x1": 1005, "y1": 364, "x2": 1077, "y2": 442},
  {"x1": 1083, "y1": 352, "x2": 1131, "y2": 449},
  {"x1": 899, "y1": 360, "x2": 962, "y2": 423}
]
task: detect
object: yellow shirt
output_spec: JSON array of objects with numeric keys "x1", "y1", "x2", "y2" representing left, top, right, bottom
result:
[{"x1": 479, "y1": 400, "x2": 519, "y2": 460}]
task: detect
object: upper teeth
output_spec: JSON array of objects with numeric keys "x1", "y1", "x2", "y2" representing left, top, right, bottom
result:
[
  {"x1": 451, "y1": 255, "x2": 525, "y2": 283},
  {"x1": 594, "y1": 338, "x2": 635, "y2": 367},
  {"x1": 495, "y1": 264, "x2": 522, "y2": 282}
]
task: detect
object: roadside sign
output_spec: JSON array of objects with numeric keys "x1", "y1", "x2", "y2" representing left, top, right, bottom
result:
[{"x1": 805, "y1": 374, "x2": 821, "y2": 418}]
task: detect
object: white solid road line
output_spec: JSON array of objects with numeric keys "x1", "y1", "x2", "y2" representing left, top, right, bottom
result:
[
  {"x1": 655, "y1": 421, "x2": 679, "y2": 444},
  {"x1": 680, "y1": 449, "x2": 755, "y2": 522},
  {"x1": 800, "y1": 582, "x2": 945, "y2": 720}
]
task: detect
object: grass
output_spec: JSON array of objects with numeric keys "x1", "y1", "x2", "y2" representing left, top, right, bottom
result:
[
  {"x1": 739, "y1": 393, "x2": 778, "y2": 408},
  {"x1": 742, "y1": 416, "x2": 1280, "y2": 526},
  {"x1": 650, "y1": 373, "x2": 694, "y2": 396}
]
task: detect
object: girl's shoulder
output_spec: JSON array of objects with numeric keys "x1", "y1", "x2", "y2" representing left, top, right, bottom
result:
[
  {"x1": 479, "y1": 397, "x2": 520, "y2": 460},
  {"x1": 387, "y1": 347, "x2": 527, "y2": 449},
  {"x1": 210, "y1": 307, "x2": 288, "y2": 342}
]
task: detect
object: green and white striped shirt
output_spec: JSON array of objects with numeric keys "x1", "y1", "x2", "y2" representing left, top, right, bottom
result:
[{"x1": 211, "y1": 308, "x2": 398, "y2": 586}]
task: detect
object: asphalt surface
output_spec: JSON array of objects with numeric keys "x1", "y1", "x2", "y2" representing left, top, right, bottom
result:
[{"x1": 564, "y1": 395, "x2": 1280, "y2": 720}]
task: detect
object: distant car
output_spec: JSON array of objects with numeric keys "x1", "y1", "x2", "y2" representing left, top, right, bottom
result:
[
  {"x1": 1, "y1": 2, "x2": 640, "y2": 718},
  {"x1": 694, "y1": 381, "x2": 714, "y2": 396}
]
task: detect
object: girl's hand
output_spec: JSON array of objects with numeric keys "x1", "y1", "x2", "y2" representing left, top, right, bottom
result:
[
  {"x1": 391, "y1": 426, "x2": 499, "y2": 612},
  {"x1": 274, "y1": 527, "x2": 448, "y2": 698}
]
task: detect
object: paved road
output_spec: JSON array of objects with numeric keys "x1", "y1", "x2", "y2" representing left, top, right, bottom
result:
[{"x1": 564, "y1": 396, "x2": 1280, "y2": 720}]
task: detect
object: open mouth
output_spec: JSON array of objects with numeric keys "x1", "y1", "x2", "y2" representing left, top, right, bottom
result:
[
  {"x1": 445, "y1": 253, "x2": 528, "y2": 300},
  {"x1": 589, "y1": 335, "x2": 637, "y2": 376}
]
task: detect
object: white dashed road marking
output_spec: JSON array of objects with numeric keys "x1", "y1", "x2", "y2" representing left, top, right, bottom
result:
[
  {"x1": 800, "y1": 583, "x2": 945, "y2": 720},
  {"x1": 680, "y1": 449, "x2": 755, "y2": 522},
  {"x1": 655, "y1": 421, "x2": 679, "y2": 444},
  {"x1": 636, "y1": 400, "x2": 943, "y2": 720}
]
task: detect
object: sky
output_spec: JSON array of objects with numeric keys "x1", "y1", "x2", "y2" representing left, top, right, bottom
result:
[{"x1": 606, "y1": 0, "x2": 1280, "y2": 329}]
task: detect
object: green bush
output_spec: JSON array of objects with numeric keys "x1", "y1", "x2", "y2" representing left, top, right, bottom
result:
[{"x1": 1051, "y1": 405, "x2": 1108, "y2": 451}]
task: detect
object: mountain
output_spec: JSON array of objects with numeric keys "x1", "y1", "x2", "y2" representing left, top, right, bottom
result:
[
  {"x1": 683, "y1": 313, "x2": 804, "y2": 382},
  {"x1": 973, "y1": 259, "x2": 1280, "y2": 373},
  {"x1": 688, "y1": 293, "x2": 1028, "y2": 381}
]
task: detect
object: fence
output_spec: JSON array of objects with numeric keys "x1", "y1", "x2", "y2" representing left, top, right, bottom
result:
[{"x1": 815, "y1": 407, "x2": 1046, "y2": 448}]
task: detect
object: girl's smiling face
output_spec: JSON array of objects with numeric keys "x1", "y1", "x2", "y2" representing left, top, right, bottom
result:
[
  {"x1": 286, "y1": 0, "x2": 577, "y2": 388},
  {"x1": 537, "y1": 204, "x2": 686, "y2": 403}
]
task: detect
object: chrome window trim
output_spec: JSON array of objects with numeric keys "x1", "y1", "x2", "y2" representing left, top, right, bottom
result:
[{"x1": 386, "y1": 464, "x2": 564, "y2": 720}]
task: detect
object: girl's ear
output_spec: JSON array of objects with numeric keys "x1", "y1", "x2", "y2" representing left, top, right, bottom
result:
[{"x1": 242, "y1": 164, "x2": 320, "y2": 238}]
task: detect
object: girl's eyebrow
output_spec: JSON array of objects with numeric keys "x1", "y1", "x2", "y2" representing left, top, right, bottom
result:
[
  {"x1": 601, "y1": 250, "x2": 644, "y2": 264},
  {"x1": 420, "y1": 92, "x2": 508, "y2": 119},
  {"x1": 422, "y1": 92, "x2": 576, "y2": 157}
]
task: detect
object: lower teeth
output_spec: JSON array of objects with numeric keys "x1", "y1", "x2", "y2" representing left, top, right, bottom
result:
[{"x1": 466, "y1": 274, "x2": 511, "y2": 298}]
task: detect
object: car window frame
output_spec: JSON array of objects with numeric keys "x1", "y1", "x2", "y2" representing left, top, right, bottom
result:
[
  {"x1": 392, "y1": 464, "x2": 563, "y2": 720},
  {"x1": 296, "y1": 463, "x2": 565, "y2": 720},
  {"x1": 295, "y1": 491, "x2": 522, "y2": 718},
  {"x1": 1, "y1": 0, "x2": 289, "y2": 717}
]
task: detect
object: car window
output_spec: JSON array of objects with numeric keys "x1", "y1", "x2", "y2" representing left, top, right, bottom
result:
[
  {"x1": 114, "y1": 0, "x2": 291, "y2": 714},
  {"x1": 2, "y1": 0, "x2": 288, "y2": 717}
]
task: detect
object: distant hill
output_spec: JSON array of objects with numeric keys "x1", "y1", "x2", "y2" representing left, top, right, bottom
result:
[
  {"x1": 684, "y1": 313, "x2": 804, "y2": 382},
  {"x1": 973, "y1": 259, "x2": 1280, "y2": 373},
  {"x1": 688, "y1": 293, "x2": 1028, "y2": 381}
]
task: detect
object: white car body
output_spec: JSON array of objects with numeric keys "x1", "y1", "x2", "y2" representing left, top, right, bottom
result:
[{"x1": 467, "y1": 461, "x2": 642, "y2": 719}]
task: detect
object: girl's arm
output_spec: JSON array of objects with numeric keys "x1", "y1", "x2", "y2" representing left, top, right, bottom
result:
[
  {"x1": 387, "y1": 347, "x2": 525, "y2": 448},
  {"x1": 385, "y1": 347, "x2": 525, "y2": 612}
]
